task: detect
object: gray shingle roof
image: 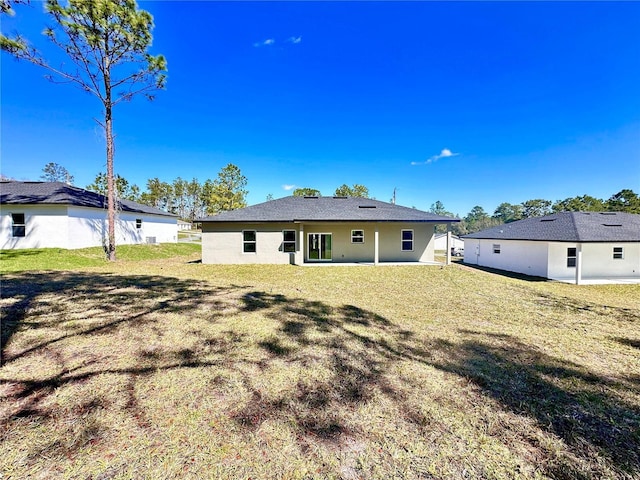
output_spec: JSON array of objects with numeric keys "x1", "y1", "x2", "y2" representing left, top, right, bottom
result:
[
  {"x1": 463, "y1": 212, "x2": 640, "y2": 242},
  {"x1": 0, "y1": 181, "x2": 176, "y2": 217},
  {"x1": 199, "y1": 196, "x2": 459, "y2": 223}
]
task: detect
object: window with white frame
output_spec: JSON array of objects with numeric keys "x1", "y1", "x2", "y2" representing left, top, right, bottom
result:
[
  {"x1": 283, "y1": 230, "x2": 296, "y2": 252},
  {"x1": 243, "y1": 230, "x2": 256, "y2": 253},
  {"x1": 401, "y1": 229, "x2": 413, "y2": 251},
  {"x1": 136, "y1": 218, "x2": 142, "y2": 229},
  {"x1": 613, "y1": 247, "x2": 624, "y2": 259},
  {"x1": 351, "y1": 230, "x2": 364, "y2": 244},
  {"x1": 493, "y1": 244, "x2": 501, "y2": 254},
  {"x1": 567, "y1": 247, "x2": 577, "y2": 267},
  {"x1": 11, "y1": 213, "x2": 25, "y2": 237}
]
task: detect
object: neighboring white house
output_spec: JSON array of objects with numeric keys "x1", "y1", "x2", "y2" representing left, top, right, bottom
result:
[
  {"x1": 434, "y1": 233, "x2": 464, "y2": 252},
  {"x1": 199, "y1": 196, "x2": 459, "y2": 265},
  {"x1": 1, "y1": 181, "x2": 178, "y2": 249},
  {"x1": 463, "y1": 212, "x2": 640, "y2": 284},
  {"x1": 177, "y1": 220, "x2": 192, "y2": 231}
]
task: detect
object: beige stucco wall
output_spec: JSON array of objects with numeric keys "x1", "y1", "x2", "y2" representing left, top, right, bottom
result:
[
  {"x1": 202, "y1": 222, "x2": 296, "y2": 264},
  {"x1": 201, "y1": 221, "x2": 436, "y2": 264}
]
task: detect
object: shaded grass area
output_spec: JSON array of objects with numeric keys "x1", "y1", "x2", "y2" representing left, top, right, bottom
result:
[
  {"x1": 1, "y1": 261, "x2": 639, "y2": 479},
  {"x1": 0, "y1": 243, "x2": 200, "y2": 272}
]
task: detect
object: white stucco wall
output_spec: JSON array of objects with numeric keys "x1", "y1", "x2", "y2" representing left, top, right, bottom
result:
[
  {"x1": 463, "y1": 238, "x2": 549, "y2": 278},
  {"x1": 1, "y1": 205, "x2": 69, "y2": 249},
  {"x1": 464, "y1": 238, "x2": 640, "y2": 281},
  {"x1": 548, "y1": 242, "x2": 640, "y2": 281},
  {"x1": 201, "y1": 221, "x2": 436, "y2": 264},
  {"x1": 1, "y1": 205, "x2": 177, "y2": 250}
]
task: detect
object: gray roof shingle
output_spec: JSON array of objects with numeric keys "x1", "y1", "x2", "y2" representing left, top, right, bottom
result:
[
  {"x1": 199, "y1": 196, "x2": 459, "y2": 223},
  {"x1": 0, "y1": 181, "x2": 176, "y2": 217},
  {"x1": 463, "y1": 212, "x2": 640, "y2": 242}
]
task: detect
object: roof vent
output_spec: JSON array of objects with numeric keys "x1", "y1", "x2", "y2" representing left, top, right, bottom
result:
[
  {"x1": 333, "y1": 196, "x2": 347, "y2": 199},
  {"x1": 358, "y1": 205, "x2": 376, "y2": 209},
  {"x1": 603, "y1": 224, "x2": 622, "y2": 227},
  {"x1": 303, "y1": 196, "x2": 318, "y2": 199},
  {"x1": 540, "y1": 219, "x2": 556, "y2": 222},
  {"x1": 600, "y1": 212, "x2": 616, "y2": 215}
]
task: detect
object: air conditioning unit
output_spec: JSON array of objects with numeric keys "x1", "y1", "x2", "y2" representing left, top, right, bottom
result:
[{"x1": 145, "y1": 236, "x2": 157, "y2": 244}]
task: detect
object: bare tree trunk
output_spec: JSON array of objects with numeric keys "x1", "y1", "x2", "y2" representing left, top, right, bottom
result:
[{"x1": 105, "y1": 102, "x2": 116, "y2": 261}]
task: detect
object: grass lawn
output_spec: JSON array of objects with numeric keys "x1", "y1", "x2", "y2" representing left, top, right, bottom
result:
[{"x1": 1, "y1": 246, "x2": 639, "y2": 479}]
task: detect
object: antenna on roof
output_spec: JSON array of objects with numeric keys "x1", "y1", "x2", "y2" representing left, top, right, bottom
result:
[{"x1": 391, "y1": 187, "x2": 396, "y2": 204}]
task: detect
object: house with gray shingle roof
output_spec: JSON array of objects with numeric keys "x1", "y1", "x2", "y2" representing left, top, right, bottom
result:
[
  {"x1": 1, "y1": 181, "x2": 177, "y2": 249},
  {"x1": 198, "y1": 196, "x2": 459, "y2": 265},
  {"x1": 463, "y1": 212, "x2": 640, "y2": 284}
]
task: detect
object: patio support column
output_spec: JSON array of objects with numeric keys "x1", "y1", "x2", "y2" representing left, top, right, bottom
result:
[
  {"x1": 374, "y1": 224, "x2": 379, "y2": 265},
  {"x1": 575, "y1": 243, "x2": 583, "y2": 285},
  {"x1": 446, "y1": 224, "x2": 452, "y2": 265},
  {"x1": 298, "y1": 223, "x2": 304, "y2": 265}
]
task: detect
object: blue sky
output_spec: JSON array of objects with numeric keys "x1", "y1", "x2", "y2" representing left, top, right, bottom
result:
[{"x1": 2, "y1": 1, "x2": 639, "y2": 216}]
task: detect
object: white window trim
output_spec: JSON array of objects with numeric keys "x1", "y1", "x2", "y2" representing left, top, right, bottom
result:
[
  {"x1": 351, "y1": 229, "x2": 365, "y2": 244},
  {"x1": 282, "y1": 229, "x2": 296, "y2": 253},
  {"x1": 401, "y1": 229, "x2": 414, "y2": 252},
  {"x1": 242, "y1": 230, "x2": 257, "y2": 254},
  {"x1": 136, "y1": 218, "x2": 143, "y2": 229},
  {"x1": 492, "y1": 244, "x2": 501, "y2": 254},
  {"x1": 613, "y1": 246, "x2": 624, "y2": 260},
  {"x1": 567, "y1": 247, "x2": 577, "y2": 268}
]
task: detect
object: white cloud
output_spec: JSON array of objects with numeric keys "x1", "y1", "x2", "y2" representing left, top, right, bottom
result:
[
  {"x1": 282, "y1": 184, "x2": 296, "y2": 191},
  {"x1": 253, "y1": 38, "x2": 275, "y2": 47},
  {"x1": 412, "y1": 148, "x2": 460, "y2": 166},
  {"x1": 288, "y1": 36, "x2": 302, "y2": 44}
]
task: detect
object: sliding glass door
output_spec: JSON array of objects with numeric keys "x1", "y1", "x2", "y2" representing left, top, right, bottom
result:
[{"x1": 308, "y1": 233, "x2": 332, "y2": 261}]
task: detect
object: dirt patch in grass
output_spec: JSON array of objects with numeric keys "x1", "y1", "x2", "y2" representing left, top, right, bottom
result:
[{"x1": 1, "y1": 261, "x2": 639, "y2": 479}]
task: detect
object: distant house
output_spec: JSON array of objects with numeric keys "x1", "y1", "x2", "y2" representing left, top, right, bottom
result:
[
  {"x1": 177, "y1": 220, "x2": 192, "y2": 231},
  {"x1": 199, "y1": 196, "x2": 459, "y2": 265},
  {"x1": 463, "y1": 212, "x2": 640, "y2": 284},
  {"x1": 1, "y1": 181, "x2": 178, "y2": 249},
  {"x1": 434, "y1": 233, "x2": 464, "y2": 251}
]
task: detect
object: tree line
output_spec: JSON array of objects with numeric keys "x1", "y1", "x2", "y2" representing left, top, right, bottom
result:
[
  {"x1": 430, "y1": 189, "x2": 640, "y2": 235},
  {"x1": 39, "y1": 162, "x2": 639, "y2": 231},
  {"x1": 39, "y1": 161, "x2": 247, "y2": 222}
]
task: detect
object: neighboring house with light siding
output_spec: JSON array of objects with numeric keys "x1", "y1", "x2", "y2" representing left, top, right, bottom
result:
[
  {"x1": 434, "y1": 233, "x2": 464, "y2": 251},
  {"x1": 199, "y1": 196, "x2": 459, "y2": 265},
  {"x1": 1, "y1": 181, "x2": 178, "y2": 249},
  {"x1": 463, "y1": 212, "x2": 640, "y2": 284}
]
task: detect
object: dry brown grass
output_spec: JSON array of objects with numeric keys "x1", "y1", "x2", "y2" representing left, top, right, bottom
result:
[{"x1": 1, "y1": 252, "x2": 639, "y2": 479}]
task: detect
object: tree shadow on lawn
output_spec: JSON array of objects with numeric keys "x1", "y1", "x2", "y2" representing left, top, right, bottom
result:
[
  {"x1": 0, "y1": 273, "x2": 639, "y2": 477},
  {"x1": 238, "y1": 292, "x2": 640, "y2": 478},
  {"x1": 429, "y1": 331, "x2": 640, "y2": 479}
]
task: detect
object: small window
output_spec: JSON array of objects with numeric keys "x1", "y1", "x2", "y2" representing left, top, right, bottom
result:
[
  {"x1": 136, "y1": 219, "x2": 142, "y2": 229},
  {"x1": 613, "y1": 247, "x2": 624, "y2": 259},
  {"x1": 351, "y1": 230, "x2": 364, "y2": 244},
  {"x1": 11, "y1": 213, "x2": 25, "y2": 237},
  {"x1": 493, "y1": 244, "x2": 501, "y2": 254},
  {"x1": 401, "y1": 229, "x2": 414, "y2": 251},
  {"x1": 283, "y1": 230, "x2": 296, "y2": 253},
  {"x1": 243, "y1": 230, "x2": 256, "y2": 253},
  {"x1": 567, "y1": 247, "x2": 577, "y2": 268}
]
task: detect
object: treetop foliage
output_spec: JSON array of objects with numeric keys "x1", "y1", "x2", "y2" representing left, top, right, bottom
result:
[{"x1": 41, "y1": 162, "x2": 74, "y2": 184}]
